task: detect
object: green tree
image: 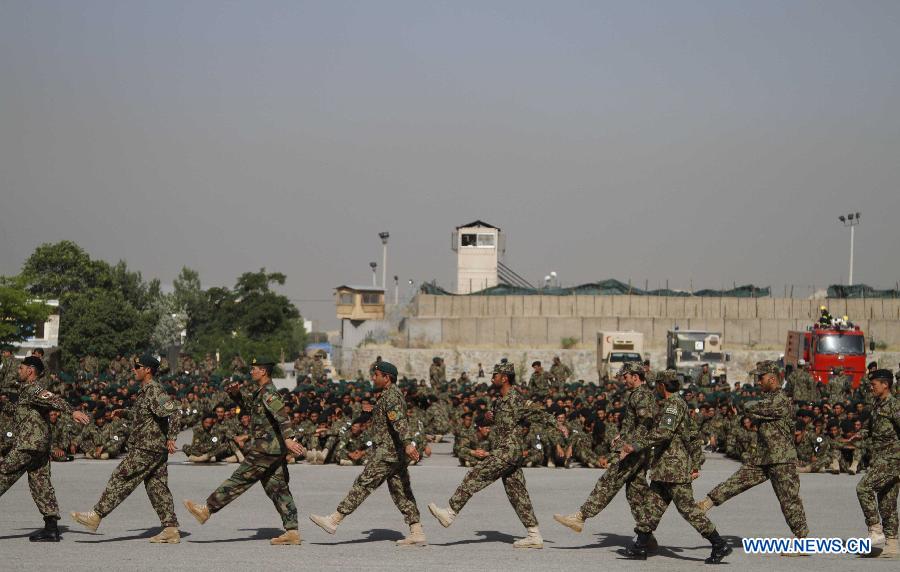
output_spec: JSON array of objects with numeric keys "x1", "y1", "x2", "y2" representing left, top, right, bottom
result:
[
  {"x1": 0, "y1": 276, "x2": 52, "y2": 345},
  {"x1": 20, "y1": 240, "x2": 112, "y2": 298}
]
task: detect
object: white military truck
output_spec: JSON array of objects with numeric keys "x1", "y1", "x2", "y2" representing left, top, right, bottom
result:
[
  {"x1": 665, "y1": 329, "x2": 730, "y2": 382},
  {"x1": 597, "y1": 331, "x2": 644, "y2": 380}
]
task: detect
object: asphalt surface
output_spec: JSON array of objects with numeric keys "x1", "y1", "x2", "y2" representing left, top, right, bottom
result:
[{"x1": 1, "y1": 438, "x2": 895, "y2": 571}]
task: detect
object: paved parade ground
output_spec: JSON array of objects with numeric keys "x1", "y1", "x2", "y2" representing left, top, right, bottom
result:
[{"x1": 1, "y1": 440, "x2": 894, "y2": 571}]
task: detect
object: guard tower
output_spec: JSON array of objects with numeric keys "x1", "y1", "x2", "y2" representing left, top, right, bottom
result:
[{"x1": 452, "y1": 220, "x2": 504, "y2": 294}]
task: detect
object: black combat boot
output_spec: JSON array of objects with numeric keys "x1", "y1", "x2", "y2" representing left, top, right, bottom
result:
[
  {"x1": 622, "y1": 531, "x2": 651, "y2": 560},
  {"x1": 704, "y1": 531, "x2": 732, "y2": 564},
  {"x1": 29, "y1": 516, "x2": 61, "y2": 542}
]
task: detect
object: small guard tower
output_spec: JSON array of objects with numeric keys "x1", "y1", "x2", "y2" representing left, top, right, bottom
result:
[{"x1": 452, "y1": 220, "x2": 504, "y2": 294}]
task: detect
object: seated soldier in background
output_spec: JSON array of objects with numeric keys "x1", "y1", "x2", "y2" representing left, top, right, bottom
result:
[
  {"x1": 457, "y1": 417, "x2": 492, "y2": 468},
  {"x1": 334, "y1": 418, "x2": 372, "y2": 466}
]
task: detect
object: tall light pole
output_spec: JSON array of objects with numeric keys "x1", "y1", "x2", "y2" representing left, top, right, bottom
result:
[
  {"x1": 393, "y1": 275, "x2": 399, "y2": 305},
  {"x1": 369, "y1": 262, "x2": 378, "y2": 287},
  {"x1": 839, "y1": 212, "x2": 861, "y2": 285},
  {"x1": 378, "y1": 232, "x2": 390, "y2": 290}
]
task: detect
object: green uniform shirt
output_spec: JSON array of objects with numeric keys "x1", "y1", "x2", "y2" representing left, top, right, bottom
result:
[
  {"x1": 744, "y1": 390, "x2": 797, "y2": 465},
  {"x1": 13, "y1": 383, "x2": 72, "y2": 452}
]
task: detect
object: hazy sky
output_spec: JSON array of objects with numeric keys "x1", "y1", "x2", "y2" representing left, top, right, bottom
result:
[{"x1": 2, "y1": 1, "x2": 898, "y2": 328}]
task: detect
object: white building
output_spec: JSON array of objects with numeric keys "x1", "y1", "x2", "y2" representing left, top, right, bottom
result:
[
  {"x1": 452, "y1": 220, "x2": 504, "y2": 294},
  {"x1": 15, "y1": 299, "x2": 60, "y2": 356}
]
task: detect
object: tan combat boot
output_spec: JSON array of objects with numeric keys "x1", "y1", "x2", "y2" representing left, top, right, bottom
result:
[
  {"x1": 305, "y1": 450, "x2": 317, "y2": 463},
  {"x1": 796, "y1": 464, "x2": 812, "y2": 473},
  {"x1": 222, "y1": 455, "x2": 238, "y2": 463},
  {"x1": 188, "y1": 454, "x2": 211, "y2": 463},
  {"x1": 309, "y1": 512, "x2": 343, "y2": 534},
  {"x1": 512, "y1": 526, "x2": 543, "y2": 549},
  {"x1": 270, "y1": 529, "x2": 301, "y2": 545},
  {"x1": 149, "y1": 527, "x2": 180, "y2": 544},
  {"x1": 316, "y1": 449, "x2": 329, "y2": 464},
  {"x1": 553, "y1": 511, "x2": 585, "y2": 533},
  {"x1": 848, "y1": 459, "x2": 859, "y2": 475},
  {"x1": 183, "y1": 500, "x2": 210, "y2": 525},
  {"x1": 828, "y1": 457, "x2": 840, "y2": 474},
  {"x1": 396, "y1": 522, "x2": 427, "y2": 547},
  {"x1": 868, "y1": 523, "x2": 886, "y2": 548},
  {"x1": 71, "y1": 510, "x2": 101, "y2": 532},
  {"x1": 235, "y1": 449, "x2": 245, "y2": 462},
  {"x1": 100, "y1": 453, "x2": 110, "y2": 460},
  {"x1": 879, "y1": 537, "x2": 899, "y2": 558},
  {"x1": 339, "y1": 459, "x2": 353, "y2": 466},
  {"x1": 696, "y1": 496, "x2": 714, "y2": 514},
  {"x1": 427, "y1": 503, "x2": 456, "y2": 528}
]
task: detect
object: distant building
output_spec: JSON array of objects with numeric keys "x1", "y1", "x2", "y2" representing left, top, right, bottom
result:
[
  {"x1": 335, "y1": 285, "x2": 385, "y2": 321},
  {"x1": 452, "y1": 220, "x2": 504, "y2": 294},
  {"x1": 14, "y1": 299, "x2": 60, "y2": 358}
]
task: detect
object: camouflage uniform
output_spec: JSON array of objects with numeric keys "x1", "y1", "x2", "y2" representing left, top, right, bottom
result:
[
  {"x1": 528, "y1": 370, "x2": 554, "y2": 400},
  {"x1": 447, "y1": 379, "x2": 552, "y2": 527},
  {"x1": 578, "y1": 381, "x2": 655, "y2": 522},
  {"x1": 206, "y1": 382, "x2": 299, "y2": 529},
  {"x1": 856, "y1": 393, "x2": 899, "y2": 538},
  {"x1": 336, "y1": 383, "x2": 420, "y2": 524},
  {"x1": 92, "y1": 379, "x2": 181, "y2": 527},
  {"x1": 0, "y1": 354, "x2": 20, "y2": 399},
  {"x1": 785, "y1": 368, "x2": 819, "y2": 404},
  {"x1": 0, "y1": 383, "x2": 72, "y2": 520},
  {"x1": 631, "y1": 392, "x2": 716, "y2": 537},
  {"x1": 705, "y1": 388, "x2": 809, "y2": 538}
]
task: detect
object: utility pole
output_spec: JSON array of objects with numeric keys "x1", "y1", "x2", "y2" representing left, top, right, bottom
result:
[
  {"x1": 839, "y1": 212, "x2": 860, "y2": 285},
  {"x1": 379, "y1": 232, "x2": 390, "y2": 290}
]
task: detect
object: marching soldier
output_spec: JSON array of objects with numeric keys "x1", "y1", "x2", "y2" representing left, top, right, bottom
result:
[
  {"x1": 1, "y1": 356, "x2": 90, "y2": 541},
  {"x1": 854, "y1": 369, "x2": 899, "y2": 558},
  {"x1": 619, "y1": 370, "x2": 731, "y2": 563},
  {"x1": 696, "y1": 361, "x2": 809, "y2": 551},
  {"x1": 72, "y1": 354, "x2": 182, "y2": 543},
  {"x1": 184, "y1": 357, "x2": 305, "y2": 545},
  {"x1": 427, "y1": 361, "x2": 552, "y2": 549},
  {"x1": 310, "y1": 361, "x2": 425, "y2": 546}
]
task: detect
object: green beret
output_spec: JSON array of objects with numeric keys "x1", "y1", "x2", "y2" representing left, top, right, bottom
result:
[
  {"x1": 373, "y1": 361, "x2": 399, "y2": 378},
  {"x1": 135, "y1": 354, "x2": 160, "y2": 370},
  {"x1": 251, "y1": 356, "x2": 276, "y2": 367}
]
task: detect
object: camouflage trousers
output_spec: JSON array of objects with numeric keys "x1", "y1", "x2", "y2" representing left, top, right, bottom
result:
[
  {"x1": 0, "y1": 448, "x2": 59, "y2": 518},
  {"x1": 448, "y1": 453, "x2": 537, "y2": 527},
  {"x1": 579, "y1": 452, "x2": 650, "y2": 522},
  {"x1": 337, "y1": 455, "x2": 420, "y2": 525},
  {"x1": 94, "y1": 448, "x2": 178, "y2": 527},
  {"x1": 207, "y1": 451, "x2": 297, "y2": 530},
  {"x1": 856, "y1": 458, "x2": 899, "y2": 537},
  {"x1": 707, "y1": 462, "x2": 809, "y2": 538},
  {"x1": 636, "y1": 480, "x2": 715, "y2": 537}
]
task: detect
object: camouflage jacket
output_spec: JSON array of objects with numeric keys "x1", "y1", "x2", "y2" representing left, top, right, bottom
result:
[
  {"x1": 633, "y1": 394, "x2": 703, "y2": 483},
  {"x1": 785, "y1": 370, "x2": 819, "y2": 403},
  {"x1": 744, "y1": 390, "x2": 797, "y2": 465},
  {"x1": 619, "y1": 384, "x2": 656, "y2": 444},
  {"x1": 125, "y1": 380, "x2": 181, "y2": 453},
  {"x1": 13, "y1": 382, "x2": 72, "y2": 452},
  {"x1": 528, "y1": 371, "x2": 554, "y2": 396},
  {"x1": 335, "y1": 430, "x2": 372, "y2": 462},
  {"x1": 369, "y1": 383, "x2": 413, "y2": 461},
  {"x1": 229, "y1": 382, "x2": 296, "y2": 456},
  {"x1": 489, "y1": 389, "x2": 553, "y2": 464},
  {"x1": 861, "y1": 395, "x2": 900, "y2": 462},
  {"x1": 550, "y1": 363, "x2": 572, "y2": 384}
]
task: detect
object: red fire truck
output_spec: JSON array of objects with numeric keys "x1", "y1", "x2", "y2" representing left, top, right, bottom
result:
[{"x1": 784, "y1": 322, "x2": 869, "y2": 389}]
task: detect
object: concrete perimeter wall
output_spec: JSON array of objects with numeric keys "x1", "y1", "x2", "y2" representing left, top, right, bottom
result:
[{"x1": 405, "y1": 295, "x2": 900, "y2": 348}]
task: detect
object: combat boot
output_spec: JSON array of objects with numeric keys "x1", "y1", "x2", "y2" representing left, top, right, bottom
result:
[
  {"x1": 396, "y1": 522, "x2": 427, "y2": 546},
  {"x1": 645, "y1": 533, "x2": 659, "y2": 553},
  {"x1": 427, "y1": 503, "x2": 456, "y2": 528},
  {"x1": 547, "y1": 459, "x2": 556, "y2": 468},
  {"x1": 316, "y1": 449, "x2": 329, "y2": 464},
  {"x1": 339, "y1": 459, "x2": 353, "y2": 466},
  {"x1": 222, "y1": 455, "x2": 238, "y2": 463},
  {"x1": 552, "y1": 511, "x2": 585, "y2": 533},
  {"x1": 188, "y1": 454, "x2": 210, "y2": 463},
  {"x1": 879, "y1": 537, "x2": 899, "y2": 558},
  {"x1": 235, "y1": 449, "x2": 245, "y2": 462},
  {"x1": 796, "y1": 464, "x2": 812, "y2": 473},
  {"x1": 183, "y1": 500, "x2": 210, "y2": 524},
  {"x1": 868, "y1": 523, "x2": 886, "y2": 548},
  {"x1": 100, "y1": 453, "x2": 110, "y2": 460},
  {"x1": 309, "y1": 512, "x2": 343, "y2": 534},
  {"x1": 622, "y1": 531, "x2": 651, "y2": 560},
  {"x1": 705, "y1": 531, "x2": 732, "y2": 564},
  {"x1": 305, "y1": 450, "x2": 317, "y2": 463},
  {"x1": 270, "y1": 529, "x2": 301, "y2": 545},
  {"x1": 828, "y1": 457, "x2": 840, "y2": 474},
  {"x1": 29, "y1": 516, "x2": 61, "y2": 542},
  {"x1": 696, "y1": 496, "x2": 714, "y2": 514},
  {"x1": 512, "y1": 526, "x2": 543, "y2": 549},
  {"x1": 149, "y1": 527, "x2": 180, "y2": 544},
  {"x1": 848, "y1": 459, "x2": 859, "y2": 475},
  {"x1": 71, "y1": 510, "x2": 101, "y2": 532}
]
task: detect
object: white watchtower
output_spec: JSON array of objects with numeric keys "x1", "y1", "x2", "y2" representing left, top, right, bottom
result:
[{"x1": 452, "y1": 220, "x2": 504, "y2": 294}]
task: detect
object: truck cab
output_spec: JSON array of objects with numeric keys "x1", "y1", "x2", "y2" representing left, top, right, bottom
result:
[
  {"x1": 597, "y1": 331, "x2": 644, "y2": 380},
  {"x1": 666, "y1": 330, "x2": 729, "y2": 381},
  {"x1": 784, "y1": 325, "x2": 867, "y2": 388}
]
